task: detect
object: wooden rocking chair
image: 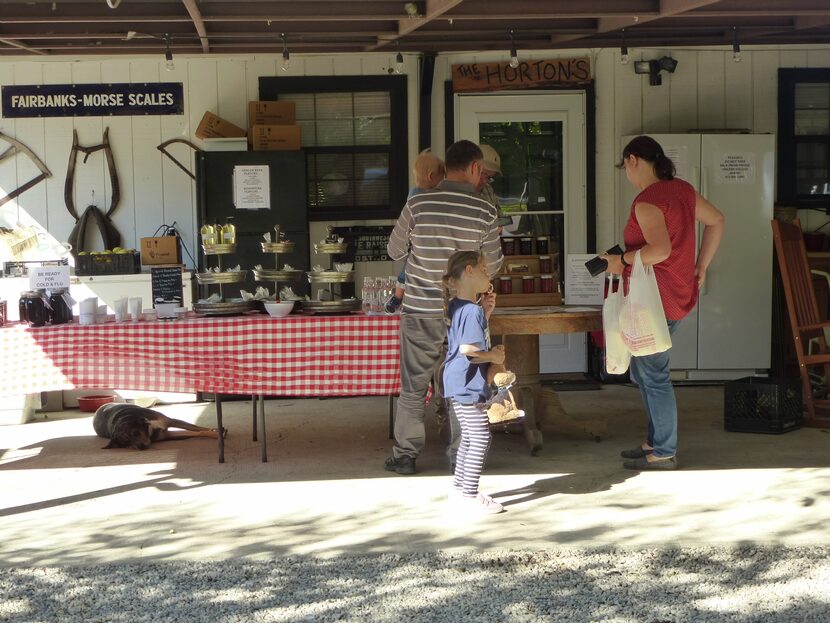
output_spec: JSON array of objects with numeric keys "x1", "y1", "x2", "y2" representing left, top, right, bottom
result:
[{"x1": 771, "y1": 218, "x2": 830, "y2": 427}]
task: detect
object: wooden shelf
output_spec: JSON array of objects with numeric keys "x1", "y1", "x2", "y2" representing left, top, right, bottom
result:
[
  {"x1": 499, "y1": 272, "x2": 558, "y2": 278},
  {"x1": 497, "y1": 292, "x2": 562, "y2": 307},
  {"x1": 501, "y1": 254, "x2": 557, "y2": 260}
]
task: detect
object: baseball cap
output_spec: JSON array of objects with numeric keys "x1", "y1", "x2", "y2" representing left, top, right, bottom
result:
[{"x1": 479, "y1": 144, "x2": 501, "y2": 174}]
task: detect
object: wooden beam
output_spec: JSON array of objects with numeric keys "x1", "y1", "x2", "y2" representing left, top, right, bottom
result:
[
  {"x1": 367, "y1": 0, "x2": 465, "y2": 51},
  {"x1": 0, "y1": 37, "x2": 48, "y2": 55},
  {"x1": 181, "y1": 0, "x2": 209, "y2": 53}
]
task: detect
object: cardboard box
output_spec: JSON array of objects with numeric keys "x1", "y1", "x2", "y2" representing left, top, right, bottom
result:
[
  {"x1": 248, "y1": 100, "x2": 296, "y2": 133},
  {"x1": 195, "y1": 111, "x2": 246, "y2": 140},
  {"x1": 252, "y1": 124, "x2": 301, "y2": 151},
  {"x1": 140, "y1": 236, "x2": 181, "y2": 266}
]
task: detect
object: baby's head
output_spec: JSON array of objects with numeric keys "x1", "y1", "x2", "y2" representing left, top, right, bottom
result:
[{"x1": 413, "y1": 150, "x2": 445, "y2": 190}]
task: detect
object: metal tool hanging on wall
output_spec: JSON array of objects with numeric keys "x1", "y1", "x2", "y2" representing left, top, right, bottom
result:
[
  {"x1": 157, "y1": 138, "x2": 202, "y2": 180},
  {"x1": 0, "y1": 132, "x2": 52, "y2": 208},
  {"x1": 65, "y1": 128, "x2": 122, "y2": 252}
]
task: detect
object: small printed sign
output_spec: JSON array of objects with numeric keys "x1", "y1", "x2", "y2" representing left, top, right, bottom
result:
[
  {"x1": 565, "y1": 253, "x2": 604, "y2": 306},
  {"x1": 2, "y1": 83, "x2": 184, "y2": 118},
  {"x1": 233, "y1": 165, "x2": 271, "y2": 210},
  {"x1": 29, "y1": 266, "x2": 70, "y2": 291},
  {"x1": 715, "y1": 152, "x2": 755, "y2": 184}
]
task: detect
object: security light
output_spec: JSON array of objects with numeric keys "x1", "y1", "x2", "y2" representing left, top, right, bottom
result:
[{"x1": 659, "y1": 56, "x2": 678, "y2": 73}]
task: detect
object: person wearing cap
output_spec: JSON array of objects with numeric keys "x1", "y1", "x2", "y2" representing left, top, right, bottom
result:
[{"x1": 477, "y1": 144, "x2": 502, "y2": 209}]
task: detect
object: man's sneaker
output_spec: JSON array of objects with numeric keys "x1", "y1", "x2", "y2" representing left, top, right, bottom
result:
[
  {"x1": 384, "y1": 295, "x2": 402, "y2": 314},
  {"x1": 384, "y1": 454, "x2": 416, "y2": 475}
]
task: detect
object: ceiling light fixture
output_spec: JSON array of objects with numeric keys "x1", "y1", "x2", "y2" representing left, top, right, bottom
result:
[
  {"x1": 508, "y1": 30, "x2": 519, "y2": 69},
  {"x1": 394, "y1": 41, "x2": 404, "y2": 74},
  {"x1": 281, "y1": 33, "x2": 290, "y2": 72},
  {"x1": 732, "y1": 27, "x2": 741, "y2": 63},
  {"x1": 164, "y1": 34, "x2": 174, "y2": 72},
  {"x1": 620, "y1": 28, "x2": 629, "y2": 65}
]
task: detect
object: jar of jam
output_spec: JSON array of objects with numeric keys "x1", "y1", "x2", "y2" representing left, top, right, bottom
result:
[
  {"x1": 522, "y1": 275, "x2": 535, "y2": 294},
  {"x1": 540, "y1": 274, "x2": 554, "y2": 293},
  {"x1": 498, "y1": 275, "x2": 513, "y2": 295},
  {"x1": 21, "y1": 291, "x2": 47, "y2": 327},
  {"x1": 18, "y1": 293, "x2": 28, "y2": 324},
  {"x1": 536, "y1": 236, "x2": 549, "y2": 254},
  {"x1": 501, "y1": 237, "x2": 516, "y2": 256},
  {"x1": 48, "y1": 288, "x2": 73, "y2": 325},
  {"x1": 519, "y1": 237, "x2": 533, "y2": 255},
  {"x1": 539, "y1": 255, "x2": 552, "y2": 273}
]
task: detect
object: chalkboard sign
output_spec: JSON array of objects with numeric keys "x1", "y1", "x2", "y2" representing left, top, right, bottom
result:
[{"x1": 150, "y1": 266, "x2": 183, "y2": 305}]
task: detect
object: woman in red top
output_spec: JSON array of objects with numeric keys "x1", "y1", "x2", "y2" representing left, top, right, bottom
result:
[{"x1": 603, "y1": 136, "x2": 725, "y2": 471}]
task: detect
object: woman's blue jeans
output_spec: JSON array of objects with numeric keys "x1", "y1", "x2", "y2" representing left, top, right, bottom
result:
[{"x1": 629, "y1": 319, "x2": 681, "y2": 458}]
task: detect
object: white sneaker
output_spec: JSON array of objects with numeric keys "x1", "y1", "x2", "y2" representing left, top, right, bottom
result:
[{"x1": 456, "y1": 492, "x2": 504, "y2": 514}]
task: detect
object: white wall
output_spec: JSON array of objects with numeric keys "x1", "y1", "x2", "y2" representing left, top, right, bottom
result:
[
  {"x1": 0, "y1": 52, "x2": 420, "y2": 268},
  {"x1": 4, "y1": 45, "x2": 830, "y2": 269},
  {"x1": 432, "y1": 45, "x2": 830, "y2": 251}
]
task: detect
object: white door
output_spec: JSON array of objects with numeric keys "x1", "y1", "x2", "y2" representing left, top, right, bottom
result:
[
  {"x1": 456, "y1": 92, "x2": 587, "y2": 373},
  {"x1": 697, "y1": 134, "x2": 774, "y2": 370},
  {"x1": 619, "y1": 134, "x2": 700, "y2": 370}
]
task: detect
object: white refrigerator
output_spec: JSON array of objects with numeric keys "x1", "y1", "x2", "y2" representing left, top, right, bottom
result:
[{"x1": 618, "y1": 134, "x2": 775, "y2": 379}]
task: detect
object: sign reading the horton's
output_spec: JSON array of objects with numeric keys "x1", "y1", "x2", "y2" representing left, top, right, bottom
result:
[{"x1": 1, "y1": 83, "x2": 184, "y2": 118}]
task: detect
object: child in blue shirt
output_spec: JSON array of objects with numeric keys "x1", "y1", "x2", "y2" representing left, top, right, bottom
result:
[
  {"x1": 442, "y1": 250, "x2": 506, "y2": 514},
  {"x1": 384, "y1": 150, "x2": 445, "y2": 314}
]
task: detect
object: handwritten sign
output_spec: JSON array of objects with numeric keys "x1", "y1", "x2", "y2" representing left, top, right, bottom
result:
[
  {"x1": 29, "y1": 266, "x2": 70, "y2": 290},
  {"x1": 151, "y1": 266, "x2": 183, "y2": 304},
  {"x1": 452, "y1": 58, "x2": 591, "y2": 93}
]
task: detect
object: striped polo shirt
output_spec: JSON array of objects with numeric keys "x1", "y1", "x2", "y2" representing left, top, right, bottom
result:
[{"x1": 387, "y1": 179, "x2": 504, "y2": 316}]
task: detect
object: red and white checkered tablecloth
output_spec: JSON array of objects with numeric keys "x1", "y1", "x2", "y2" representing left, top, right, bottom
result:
[{"x1": 0, "y1": 314, "x2": 401, "y2": 397}]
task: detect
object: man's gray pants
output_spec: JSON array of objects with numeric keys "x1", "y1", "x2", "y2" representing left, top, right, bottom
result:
[{"x1": 393, "y1": 314, "x2": 459, "y2": 462}]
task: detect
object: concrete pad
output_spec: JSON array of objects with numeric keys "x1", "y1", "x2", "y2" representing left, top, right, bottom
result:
[{"x1": 0, "y1": 385, "x2": 828, "y2": 567}]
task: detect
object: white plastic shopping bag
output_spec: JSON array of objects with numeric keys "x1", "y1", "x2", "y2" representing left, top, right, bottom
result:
[
  {"x1": 619, "y1": 250, "x2": 672, "y2": 357},
  {"x1": 602, "y1": 274, "x2": 631, "y2": 374}
]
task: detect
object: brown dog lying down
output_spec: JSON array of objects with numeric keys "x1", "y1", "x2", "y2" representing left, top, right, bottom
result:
[{"x1": 93, "y1": 403, "x2": 225, "y2": 450}]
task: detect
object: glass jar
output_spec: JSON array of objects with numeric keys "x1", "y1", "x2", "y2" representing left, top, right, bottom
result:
[
  {"x1": 519, "y1": 237, "x2": 533, "y2": 255},
  {"x1": 522, "y1": 276, "x2": 535, "y2": 294},
  {"x1": 540, "y1": 274, "x2": 554, "y2": 293},
  {"x1": 539, "y1": 255, "x2": 552, "y2": 273},
  {"x1": 48, "y1": 288, "x2": 73, "y2": 325},
  {"x1": 498, "y1": 276, "x2": 513, "y2": 295},
  {"x1": 501, "y1": 237, "x2": 516, "y2": 256},
  {"x1": 536, "y1": 236, "x2": 549, "y2": 254},
  {"x1": 18, "y1": 293, "x2": 28, "y2": 324},
  {"x1": 22, "y1": 291, "x2": 47, "y2": 327}
]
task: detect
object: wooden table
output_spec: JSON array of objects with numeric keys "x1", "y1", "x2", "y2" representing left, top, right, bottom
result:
[{"x1": 489, "y1": 306, "x2": 603, "y2": 454}]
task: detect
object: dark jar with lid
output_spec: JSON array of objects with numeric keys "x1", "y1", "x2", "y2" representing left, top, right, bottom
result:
[
  {"x1": 501, "y1": 237, "x2": 516, "y2": 256},
  {"x1": 18, "y1": 294, "x2": 28, "y2": 324},
  {"x1": 48, "y1": 288, "x2": 73, "y2": 325},
  {"x1": 21, "y1": 291, "x2": 47, "y2": 327},
  {"x1": 519, "y1": 237, "x2": 533, "y2": 255}
]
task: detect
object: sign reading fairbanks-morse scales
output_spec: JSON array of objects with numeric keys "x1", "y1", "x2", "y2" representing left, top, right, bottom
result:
[{"x1": 1, "y1": 83, "x2": 184, "y2": 118}]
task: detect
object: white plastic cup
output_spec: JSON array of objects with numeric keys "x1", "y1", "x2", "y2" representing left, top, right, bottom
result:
[
  {"x1": 79, "y1": 297, "x2": 98, "y2": 315},
  {"x1": 129, "y1": 297, "x2": 142, "y2": 321},
  {"x1": 114, "y1": 298, "x2": 128, "y2": 322}
]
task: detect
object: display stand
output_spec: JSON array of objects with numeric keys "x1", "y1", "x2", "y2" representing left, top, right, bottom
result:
[
  {"x1": 194, "y1": 243, "x2": 253, "y2": 315},
  {"x1": 306, "y1": 239, "x2": 361, "y2": 314},
  {"x1": 253, "y1": 233, "x2": 303, "y2": 310},
  {"x1": 497, "y1": 237, "x2": 562, "y2": 306}
]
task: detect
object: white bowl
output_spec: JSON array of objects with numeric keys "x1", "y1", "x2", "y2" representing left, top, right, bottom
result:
[{"x1": 264, "y1": 301, "x2": 294, "y2": 318}]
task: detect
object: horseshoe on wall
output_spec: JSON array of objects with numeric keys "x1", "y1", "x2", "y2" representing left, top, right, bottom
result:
[
  {"x1": 0, "y1": 132, "x2": 52, "y2": 209},
  {"x1": 64, "y1": 127, "x2": 120, "y2": 221},
  {"x1": 157, "y1": 138, "x2": 202, "y2": 180}
]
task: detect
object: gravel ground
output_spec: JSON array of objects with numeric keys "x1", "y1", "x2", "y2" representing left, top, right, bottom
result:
[{"x1": 2, "y1": 546, "x2": 829, "y2": 623}]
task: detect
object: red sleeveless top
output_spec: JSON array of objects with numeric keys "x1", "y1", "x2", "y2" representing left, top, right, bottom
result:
[{"x1": 623, "y1": 178, "x2": 698, "y2": 321}]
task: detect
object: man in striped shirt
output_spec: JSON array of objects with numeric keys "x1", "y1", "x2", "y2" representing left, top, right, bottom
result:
[{"x1": 384, "y1": 140, "x2": 504, "y2": 475}]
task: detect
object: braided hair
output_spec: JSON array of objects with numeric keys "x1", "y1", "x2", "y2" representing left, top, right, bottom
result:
[{"x1": 442, "y1": 250, "x2": 485, "y2": 326}]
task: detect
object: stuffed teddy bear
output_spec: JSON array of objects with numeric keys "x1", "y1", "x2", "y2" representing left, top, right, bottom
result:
[{"x1": 485, "y1": 371, "x2": 525, "y2": 425}]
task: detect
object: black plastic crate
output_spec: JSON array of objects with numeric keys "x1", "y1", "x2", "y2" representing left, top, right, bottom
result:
[
  {"x1": 724, "y1": 376, "x2": 802, "y2": 434},
  {"x1": 74, "y1": 252, "x2": 140, "y2": 276}
]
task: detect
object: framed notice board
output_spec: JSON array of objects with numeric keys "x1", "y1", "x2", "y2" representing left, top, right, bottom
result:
[{"x1": 150, "y1": 266, "x2": 184, "y2": 304}]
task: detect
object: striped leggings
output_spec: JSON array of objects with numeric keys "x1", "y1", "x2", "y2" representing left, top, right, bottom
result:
[{"x1": 449, "y1": 399, "x2": 492, "y2": 496}]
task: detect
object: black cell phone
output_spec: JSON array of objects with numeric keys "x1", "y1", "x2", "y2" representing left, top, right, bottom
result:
[{"x1": 585, "y1": 245, "x2": 625, "y2": 277}]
